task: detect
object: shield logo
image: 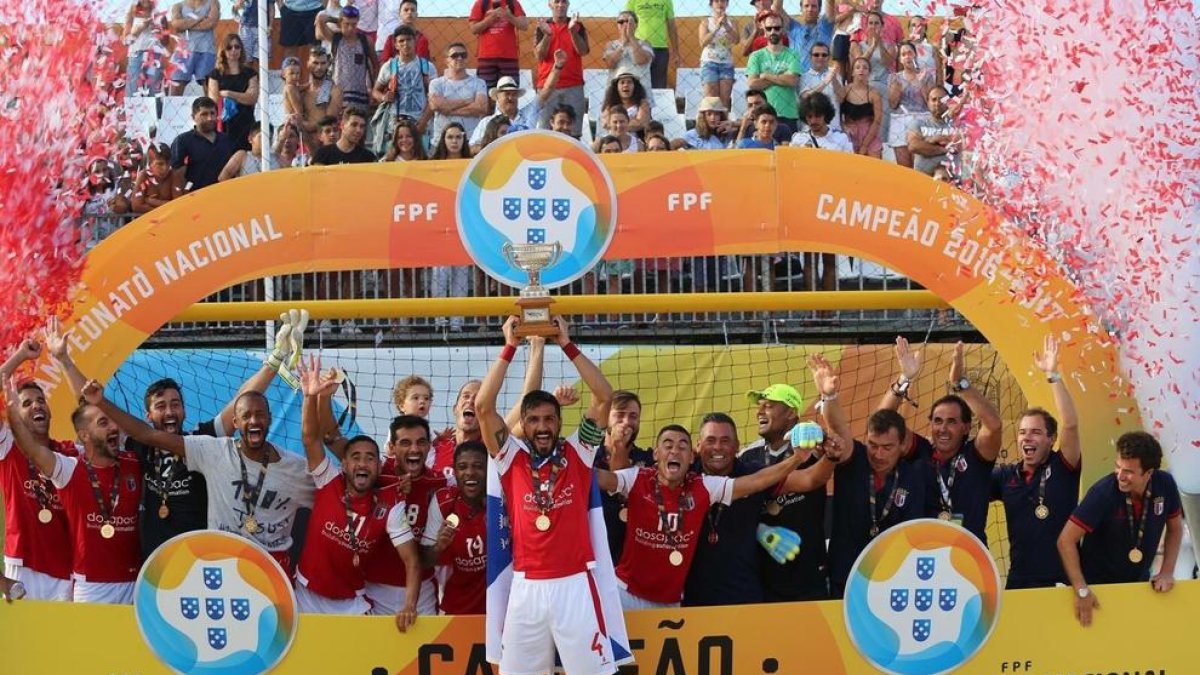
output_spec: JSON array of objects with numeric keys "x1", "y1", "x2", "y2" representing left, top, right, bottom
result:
[
  {"x1": 916, "y1": 556, "x2": 935, "y2": 580},
  {"x1": 912, "y1": 619, "x2": 932, "y2": 642},
  {"x1": 526, "y1": 228, "x2": 546, "y2": 244},
  {"x1": 231, "y1": 598, "x2": 251, "y2": 621},
  {"x1": 938, "y1": 588, "x2": 958, "y2": 611},
  {"x1": 954, "y1": 455, "x2": 968, "y2": 473},
  {"x1": 125, "y1": 475, "x2": 137, "y2": 491},
  {"x1": 180, "y1": 597, "x2": 200, "y2": 620},
  {"x1": 680, "y1": 491, "x2": 695, "y2": 511},
  {"x1": 1044, "y1": 465, "x2": 1052, "y2": 480},
  {"x1": 552, "y1": 198, "x2": 571, "y2": 222},
  {"x1": 503, "y1": 197, "x2": 521, "y2": 220},
  {"x1": 528, "y1": 167, "x2": 547, "y2": 190},
  {"x1": 205, "y1": 597, "x2": 225, "y2": 620},
  {"x1": 207, "y1": 627, "x2": 228, "y2": 650},
  {"x1": 1154, "y1": 497, "x2": 1164, "y2": 516},
  {"x1": 527, "y1": 198, "x2": 546, "y2": 221},
  {"x1": 914, "y1": 588, "x2": 934, "y2": 611},
  {"x1": 203, "y1": 567, "x2": 223, "y2": 590},
  {"x1": 894, "y1": 488, "x2": 908, "y2": 508},
  {"x1": 889, "y1": 588, "x2": 909, "y2": 612},
  {"x1": 373, "y1": 505, "x2": 388, "y2": 520}
]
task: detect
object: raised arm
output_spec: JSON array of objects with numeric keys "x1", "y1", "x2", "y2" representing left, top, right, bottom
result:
[
  {"x1": 771, "y1": 0, "x2": 793, "y2": 26},
  {"x1": 1, "y1": 338, "x2": 43, "y2": 392},
  {"x1": 1033, "y1": 334, "x2": 1079, "y2": 468},
  {"x1": 949, "y1": 341, "x2": 1002, "y2": 461},
  {"x1": 553, "y1": 317, "x2": 611, "y2": 426},
  {"x1": 84, "y1": 379, "x2": 186, "y2": 457},
  {"x1": 730, "y1": 450, "x2": 804, "y2": 500},
  {"x1": 878, "y1": 335, "x2": 921, "y2": 412},
  {"x1": 476, "y1": 317, "x2": 520, "y2": 457},
  {"x1": 298, "y1": 355, "x2": 340, "y2": 472},
  {"x1": 779, "y1": 433, "x2": 846, "y2": 492},
  {"x1": 3, "y1": 375, "x2": 58, "y2": 478},
  {"x1": 823, "y1": 0, "x2": 836, "y2": 22},
  {"x1": 506, "y1": 336, "x2": 545, "y2": 437},
  {"x1": 810, "y1": 353, "x2": 852, "y2": 449},
  {"x1": 537, "y1": 49, "x2": 568, "y2": 105}
]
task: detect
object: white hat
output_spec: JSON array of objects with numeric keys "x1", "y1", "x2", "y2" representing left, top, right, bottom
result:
[
  {"x1": 698, "y1": 96, "x2": 728, "y2": 113},
  {"x1": 489, "y1": 76, "x2": 527, "y2": 100}
]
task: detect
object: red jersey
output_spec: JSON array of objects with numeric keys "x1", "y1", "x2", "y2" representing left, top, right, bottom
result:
[
  {"x1": 423, "y1": 487, "x2": 486, "y2": 614},
  {"x1": 363, "y1": 459, "x2": 446, "y2": 586},
  {"x1": 296, "y1": 460, "x2": 411, "y2": 600},
  {"x1": 534, "y1": 19, "x2": 587, "y2": 89},
  {"x1": 49, "y1": 452, "x2": 142, "y2": 583},
  {"x1": 430, "y1": 435, "x2": 458, "y2": 483},
  {"x1": 612, "y1": 468, "x2": 734, "y2": 604},
  {"x1": 496, "y1": 432, "x2": 597, "y2": 579},
  {"x1": 469, "y1": 0, "x2": 526, "y2": 60},
  {"x1": 0, "y1": 429, "x2": 75, "y2": 579}
]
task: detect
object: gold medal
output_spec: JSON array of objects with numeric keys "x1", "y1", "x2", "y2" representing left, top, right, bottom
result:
[
  {"x1": 937, "y1": 511, "x2": 952, "y2": 521},
  {"x1": 244, "y1": 516, "x2": 260, "y2": 534},
  {"x1": 1128, "y1": 548, "x2": 1143, "y2": 564},
  {"x1": 535, "y1": 514, "x2": 551, "y2": 531},
  {"x1": 1034, "y1": 504, "x2": 1050, "y2": 520},
  {"x1": 100, "y1": 523, "x2": 116, "y2": 539},
  {"x1": 618, "y1": 507, "x2": 628, "y2": 523},
  {"x1": 37, "y1": 508, "x2": 53, "y2": 524},
  {"x1": 446, "y1": 513, "x2": 460, "y2": 529},
  {"x1": 668, "y1": 550, "x2": 684, "y2": 567},
  {"x1": 766, "y1": 501, "x2": 782, "y2": 515},
  {"x1": 158, "y1": 503, "x2": 170, "y2": 519}
]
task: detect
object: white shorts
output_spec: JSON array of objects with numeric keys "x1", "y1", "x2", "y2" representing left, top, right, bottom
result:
[
  {"x1": 617, "y1": 584, "x2": 679, "y2": 611},
  {"x1": 500, "y1": 571, "x2": 617, "y2": 675},
  {"x1": 364, "y1": 578, "x2": 438, "y2": 616},
  {"x1": 295, "y1": 580, "x2": 371, "y2": 615},
  {"x1": 4, "y1": 562, "x2": 72, "y2": 601},
  {"x1": 887, "y1": 111, "x2": 916, "y2": 148},
  {"x1": 72, "y1": 577, "x2": 134, "y2": 605}
]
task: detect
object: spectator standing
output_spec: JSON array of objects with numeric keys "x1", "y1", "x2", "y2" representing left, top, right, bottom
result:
[
  {"x1": 534, "y1": 0, "x2": 588, "y2": 137},
  {"x1": 468, "y1": 0, "x2": 529, "y2": 97},
  {"x1": 772, "y1": 0, "x2": 834, "y2": 74},
  {"x1": 428, "y1": 43, "x2": 488, "y2": 149},
  {"x1": 371, "y1": 25, "x2": 436, "y2": 152},
  {"x1": 746, "y1": 15, "x2": 801, "y2": 132},
  {"x1": 907, "y1": 15, "x2": 942, "y2": 79},
  {"x1": 206, "y1": 33, "x2": 259, "y2": 151},
  {"x1": 299, "y1": 50, "x2": 344, "y2": 142},
  {"x1": 839, "y1": 57, "x2": 881, "y2": 157},
  {"x1": 849, "y1": 11, "x2": 895, "y2": 96},
  {"x1": 124, "y1": 0, "x2": 165, "y2": 96},
  {"x1": 886, "y1": 41, "x2": 933, "y2": 168},
  {"x1": 167, "y1": 0, "x2": 219, "y2": 95},
  {"x1": 379, "y1": 0, "x2": 430, "y2": 61},
  {"x1": 798, "y1": 41, "x2": 843, "y2": 129},
  {"x1": 231, "y1": 0, "x2": 273, "y2": 60},
  {"x1": 313, "y1": 108, "x2": 378, "y2": 164},
  {"x1": 318, "y1": 5, "x2": 377, "y2": 111},
  {"x1": 698, "y1": 0, "x2": 739, "y2": 112},
  {"x1": 602, "y1": 11, "x2": 654, "y2": 96},
  {"x1": 170, "y1": 97, "x2": 236, "y2": 191},
  {"x1": 625, "y1": 0, "x2": 679, "y2": 89},
  {"x1": 279, "y1": 0, "x2": 323, "y2": 65},
  {"x1": 742, "y1": 3, "x2": 788, "y2": 57}
]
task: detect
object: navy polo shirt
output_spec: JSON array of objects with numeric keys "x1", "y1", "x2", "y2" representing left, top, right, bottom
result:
[
  {"x1": 595, "y1": 443, "x2": 654, "y2": 562},
  {"x1": 911, "y1": 434, "x2": 995, "y2": 545},
  {"x1": 683, "y1": 458, "x2": 768, "y2": 607},
  {"x1": 1070, "y1": 470, "x2": 1182, "y2": 584},
  {"x1": 991, "y1": 451, "x2": 1081, "y2": 589},
  {"x1": 170, "y1": 128, "x2": 237, "y2": 191},
  {"x1": 741, "y1": 439, "x2": 829, "y2": 601},
  {"x1": 828, "y1": 440, "x2": 928, "y2": 598},
  {"x1": 127, "y1": 418, "x2": 216, "y2": 558}
]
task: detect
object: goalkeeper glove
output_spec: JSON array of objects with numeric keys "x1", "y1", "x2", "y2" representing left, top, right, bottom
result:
[{"x1": 757, "y1": 523, "x2": 802, "y2": 564}]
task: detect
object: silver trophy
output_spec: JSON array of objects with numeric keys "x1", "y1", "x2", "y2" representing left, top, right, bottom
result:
[{"x1": 502, "y1": 241, "x2": 564, "y2": 337}]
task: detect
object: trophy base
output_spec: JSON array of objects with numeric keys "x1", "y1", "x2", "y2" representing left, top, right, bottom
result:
[{"x1": 514, "y1": 296, "x2": 559, "y2": 338}]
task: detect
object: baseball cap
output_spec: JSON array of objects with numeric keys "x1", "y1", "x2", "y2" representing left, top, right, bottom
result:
[{"x1": 746, "y1": 384, "x2": 804, "y2": 411}]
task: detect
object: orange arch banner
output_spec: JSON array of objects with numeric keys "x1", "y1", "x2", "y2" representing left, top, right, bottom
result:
[{"x1": 45, "y1": 148, "x2": 1137, "y2": 483}]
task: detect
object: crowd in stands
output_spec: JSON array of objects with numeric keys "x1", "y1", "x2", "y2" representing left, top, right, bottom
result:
[{"x1": 98, "y1": 0, "x2": 969, "y2": 223}]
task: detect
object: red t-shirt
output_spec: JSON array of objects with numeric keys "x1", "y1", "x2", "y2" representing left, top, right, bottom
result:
[
  {"x1": 534, "y1": 19, "x2": 587, "y2": 89},
  {"x1": 50, "y1": 452, "x2": 142, "y2": 583},
  {"x1": 612, "y1": 468, "x2": 734, "y2": 604},
  {"x1": 296, "y1": 460, "x2": 410, "y2": 600},
  {"x1": 423, "y1": 486, "x2": 486, "y2": 614},
  {"x1": 496, "y1": 433, "x2": 597, "y2": 579},
  {"x1": 0, "y1": 429, "x2": 75, "y2": 579},
  {"x1": 363, "y1": 460, "x2": 446, "y2": 586},
  {"x1": 469, "y1": 0, "x2": 526, "y2": 60},
  {"x1": 379, "y1": 28, "x2": 431, "y2": 63}
]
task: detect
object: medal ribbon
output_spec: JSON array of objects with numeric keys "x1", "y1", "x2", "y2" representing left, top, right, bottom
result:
[
  {"x1": 1124, "y1": 483, "x2": 1153, "y2": 559},
  {"x1": 25, "y1": 457, "x2": 53, "y2": 512},
  {"x1": 237, "y1": 446, "x2": 270, "y2": 524},
  {"x1": 933, "y1": 452, "x2": 961, "y2": 514},
  {"x1": 150, "y1": 449, "x2": 175, "y2": 509},
  {"x1": 83, "y1": 458, "x2": 121, "y2": 526},
  {"x1": 529, "y1": 445, "x2": 564, "y2": 517},
  {"x1": 868, "y1": 468, "x2": 901, "y2": 537},
  {"x1": 342, "y1": 487, "x2": 378, "y2": 559},
  {"x1": 652, "y1": 477, "x2": 684, "y2": 551},
  {"x1": 1034, "y1": 462, "x2": 1051, "y2": 511}
]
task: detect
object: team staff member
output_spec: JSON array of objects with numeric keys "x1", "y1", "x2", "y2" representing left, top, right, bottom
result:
[
  {"x1": 477, "y1": 315, "x2": 624, "y2": 675},
  {"x1": 44, "y1": 314, "x2": 302, "y2": 557},
  {"x1": 1058, "y1": 431, "x2": 1184, "y2": 627},
  {"x1": 595, "y1": 389, "x2": 654, "y2": 562},
  {"x1": 825, "y1": 410, "x2": 929, "y2": 598},
  {"x1": 422, "y1": 441, "x2": 489, "y2": 615},
  {"x1": 0, "y1": 340, "x2": 76, "y2": 602},
  {"x1": 6, "y1": 378, "x2": 142, "y2": 604},
  {"x1": 599, "y1": 424, "x2": 842, "y2": 609},
  {"x1": 295, "y1": 359, "x2": 420, "y2": 629},
  {"x1": 880, "y1": 338, "x2": 1003, "y2": 544},
  {"x1": 991, "y1": 335, "x2": 1081, "y2": 589}
]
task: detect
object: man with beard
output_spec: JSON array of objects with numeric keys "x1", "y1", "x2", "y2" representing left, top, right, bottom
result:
[
  {"x1": 0, "y1": 340, "x2": 78, "y2": 602},
  {"x1": 294, "y1": 359, "x2": 420, "y2": 629},
  {"x1": 302, "y1": 48, "x2": 344, "y2": 138},
  {"x1": 477, "y1": 315, "x2": 625, "y2": 675},
  {"x1": 313, "y1": 107, "x2": 377, "y2": 165},
  {"x1": 170, "y1": 96, "x2": 236, "y2": 191},
  {"x1": 6, "y1": 378, "x2": 142, "y2": 604},
  {"x1": 991, "y1": 335, "x2": 1082, "y2": 589},
  {"x1": 772, "y1": 0, "x2": 834, "y2": 73},
  {"x1": 90, "y1": 383, "x2": 314, "y2": 573},
  {"x1": 595, "y1": 389, "x2": 653, "y2": 561},
  {"x1": 422, "y1": 441, "x2": 488, "y2": 615},
  {"x1": 745, "y1": 14, "x2": 802, "y2": 132},
  {"x1": 597, "y1": 424, "x2": 842, "y2": 609},
  {"x1": 43, "y1": 314, "x2": 304, "y2": 557},
  {"x1": 879, "y1": 338, "x2": 1003, "y2": 544}
]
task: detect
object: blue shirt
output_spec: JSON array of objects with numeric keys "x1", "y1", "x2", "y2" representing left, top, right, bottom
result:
[
  {"x1": 1071, "y1": 470, "x2": 1182, "y2": 584},
  {"x1": 683, "y1": 458, "x2": 768, "y2": 606},
  {"x1": 786, "y1": 15, "x2": 834, "y2": 73},
  {"x1": 991, "y1": 451, "x2": 1081, "y2": 588},
  {"x1": 910, "y1": 435, "x2": 995, "y2": 545},
  {"x1": 737, "y1": 137, "x2": 776, "y2": 150}
]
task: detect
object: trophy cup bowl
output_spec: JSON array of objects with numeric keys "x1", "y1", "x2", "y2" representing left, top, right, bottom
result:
[{"x1": 501, "y1": 241, "x2": 564, "y2": 337}]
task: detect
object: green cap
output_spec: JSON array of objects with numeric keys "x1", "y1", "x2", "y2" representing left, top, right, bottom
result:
[{"x1": 747, "y1": 384, "x2": 804, "y2": 411}]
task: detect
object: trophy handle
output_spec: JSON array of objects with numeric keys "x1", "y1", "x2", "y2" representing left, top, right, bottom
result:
[
  {"x1": 501, "y1": 242, "x2": 516, "y2": 266},
  {"x1": 547, "y1": 242, "x2": 564, "y2": 267}
]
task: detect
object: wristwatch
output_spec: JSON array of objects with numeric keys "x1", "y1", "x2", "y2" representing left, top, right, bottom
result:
[
  {"x1": 1076, "y1": 586, "x2": 1090, "y2": 599},
  {"x1": 951, "y1": 378, "x2": 970, "y2": 393}
]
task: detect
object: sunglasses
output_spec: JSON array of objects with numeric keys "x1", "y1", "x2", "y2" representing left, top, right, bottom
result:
[
  {"x1": 616, "y1": 19, "x2": 628, "y2": 24},
  {"x1": 449, "y1": 52, "x2": 468, "y2": 59},
  {"x1": 764, "y1": 26, "x2": 782, "y2": 32},
  {"x1": 811, "y1": 52, "x2": 829, "y2": 57},
  {"x1": 228, "y1": 44, "x2": 243, "y2": 50}
]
